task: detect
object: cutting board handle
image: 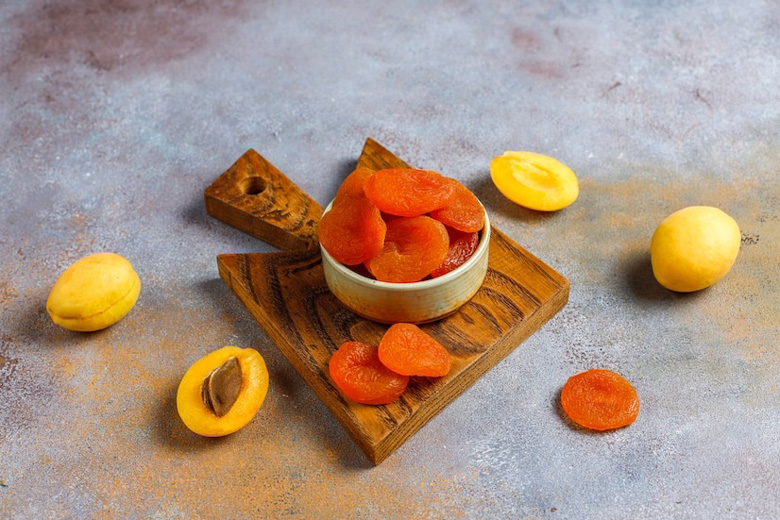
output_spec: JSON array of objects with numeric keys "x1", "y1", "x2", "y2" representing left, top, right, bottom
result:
[{"x1": 204, "y1": 149, "x2": 323, "y2": 251}]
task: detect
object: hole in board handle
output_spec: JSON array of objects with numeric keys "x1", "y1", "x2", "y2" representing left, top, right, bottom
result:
[{"x1": 239, "y1": 176, "x2": 267, "y2": 196}]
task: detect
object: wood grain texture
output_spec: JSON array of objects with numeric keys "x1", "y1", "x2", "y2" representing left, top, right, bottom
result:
[
  {"x1": 214, "y1": 138, "x2": 570, "y2": 465},
  {"x1": 204, "y1": 148, "x2": 322, "y2": 250}
]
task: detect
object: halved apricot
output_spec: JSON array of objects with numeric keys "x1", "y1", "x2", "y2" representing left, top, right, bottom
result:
[
  {"x1": 176, "y1": 346, "x2": 269, "y2": 437},
  {"x1": 490, "y1": 151, "x2": 578, "y2": 211}
]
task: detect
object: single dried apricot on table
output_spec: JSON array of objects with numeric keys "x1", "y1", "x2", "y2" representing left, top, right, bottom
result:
[
  {"x1": 490, "y1": 151, "x2": 578, "y2": 211},
  {"x1": 366, "y1": 216, "x2": 449, "y2": 283},
  {"x1": 560, "y1": 369, "x2": 639, "y2": 431},
  {"x1": 378, "y1": 323, "x2": 451, "y2": 377},
  {"x1": 430, "y1": 228, "x2": 480, "y2": 278},
  {"x1": 651, "y1": 206, "x2": 740, "y2": 292},
  {"x1": 364, "y1": 168, "x2": 456, "y2": 217},
  {"x1": 177, "y1": 346, "x2": 269, "y2": 437},
  {"x1": 318, "y1": 195, "x2": 387, "y2": 265},
  {"x1": 329, "y1": 341, "x2": 409, "y2": 405},
  {"x1": 429, "y1": 181, "x2": 485, "y2": 233}
]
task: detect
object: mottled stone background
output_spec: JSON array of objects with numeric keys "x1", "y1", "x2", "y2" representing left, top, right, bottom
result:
[{"x1": 1, "y1": 0, "x2": 778, "y2": 518}]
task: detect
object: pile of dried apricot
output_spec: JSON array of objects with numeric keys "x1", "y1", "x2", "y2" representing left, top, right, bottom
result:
[
  {"x1": 318, "y1": 167, "x2": 485, "y2": 282},
  {"x1": 329, "y1": 324, "x2": 451, "y2": 405}
]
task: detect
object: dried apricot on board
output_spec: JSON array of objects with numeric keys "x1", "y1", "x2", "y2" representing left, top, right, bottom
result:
[
  {"x1": 366, "y1": 216, "x2": 449, "y2": 283},
  {"x1": 364, "y1": 168, "x2": 457, "y2": 217},
  {"x1": 429, "y1": 182, "x2": 484, "y2": 233},
  {"x1": 490, "y1": 151, "x2": 578, "y2": 211},
  {"x1": 335, "y1": 166, "x2": 375, "y2": 200},
  {"x1": 560, "y1": 369, "x2": 639, "y2": 431},
  {"x1": 329, "y1": 341, "x2": 409, "y2": 405},
  {"x1": 430, "y1": 228, "x2": 480, "y2": 278},
  {"x1": 318, "y1": 196, "x2": 386, "y2": 265},
  {"x1": 378, "y1": 323, "x2": 451, "y2": 377}
]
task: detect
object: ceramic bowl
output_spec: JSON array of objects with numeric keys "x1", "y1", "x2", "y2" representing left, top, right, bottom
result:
[{"x1": 320, "y1": 203, "x2": 490, "y2": 324}]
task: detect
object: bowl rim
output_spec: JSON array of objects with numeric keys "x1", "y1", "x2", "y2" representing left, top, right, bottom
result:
[{"x1": 319, "y1": 199, "x2": 491, "y2": 292}]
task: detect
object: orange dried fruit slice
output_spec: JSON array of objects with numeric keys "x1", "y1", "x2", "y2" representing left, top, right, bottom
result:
[
  {"x1": 335, "y1": 166, "x2": 375, "y2": 200},
  {"x1": 318, "y1": 196, "x2": 386, "y2": 265},
  {"x1": 329, "y1": 341, "x2": 409, "y2": 405},
  {"x1": 430, "y1": 228, "x2": 480, "y2": 278},
  {"x1": 378, "y1": 323, "x2": 451, "y2": 377},
  {"x1": 560, "y1": 369, "x2": 639, "y2": 431},
  {"x1": 364, "y1": 168, "x2": 456, "y2": 217},
  {"x1": 365, "y1": 216, "x2": 449, "y2": 283},
  {"x1": 429, "y1": 182, "x2": 484, "y2": 233}
]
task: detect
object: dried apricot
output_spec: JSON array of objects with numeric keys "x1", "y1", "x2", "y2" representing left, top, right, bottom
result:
[
  {"x1": 329, "y1": 341, "x2": 409, "y2": 405},
  {"x1": 318, "y1": 196, "x2": 386, "y2": 265},
  {"x1": 490, "y1": 151, "x2": 578, "y2": 211},
  {"x1": 365, "y1": 216, "x2": 449, "y2": 283},
  {"x1": 378, "y1": 323, "x2": 451, "y2": 377},
  {"x1": 430, "y1": 228, "x2": 480, "y2": 278},
  {"x1": 335, "y1": 167, "x2": 375, "y2": 200},
  {"x1": 429, "y1": 182, "x2": 484, "y2": 233},
  {"x1": 560, "y1": 369, "x2": 639, "y2": 431},
  {"x1": 364, "y1": 168, "x2": 456, "y2": 217}
]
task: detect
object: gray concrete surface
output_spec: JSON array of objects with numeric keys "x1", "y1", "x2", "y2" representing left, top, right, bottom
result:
[{"x1": 1, "y1": 0, "x2": 779, "y2": 518}]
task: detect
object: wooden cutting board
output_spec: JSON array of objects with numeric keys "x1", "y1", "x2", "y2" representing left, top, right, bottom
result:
[{"x1": 205, "y1": 138, "x2": 569, "y2": 465}]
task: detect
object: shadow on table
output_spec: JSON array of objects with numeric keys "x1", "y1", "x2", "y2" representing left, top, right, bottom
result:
[
  {"x1": 623, "y1": 251, "x2": 708, "y2": 304},
  {"x1": 153, "y1": 381, "x2": 233, "y2": 453},
  {"x1": 468, "y1": 173, "x2": 568, "y2": 225}
]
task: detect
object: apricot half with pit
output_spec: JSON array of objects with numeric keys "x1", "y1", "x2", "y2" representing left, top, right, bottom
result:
[
  {"x1": 176, "y1": 346, "x2": 269, "y2": 437},
  {"x1": 46, "y1": 252, "x2": 141, "y2": 331}
]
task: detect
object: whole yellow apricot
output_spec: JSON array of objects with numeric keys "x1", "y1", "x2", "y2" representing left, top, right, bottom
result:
[
  {"x1": 490, "y1": 151, "x2": 579, "y2": 211},
  {"x1": 651, "y1": 206, "x2": 740, "y2": 292},
  {"x1": 46, "y1": 252, "x2": 141, "y2": 331},
  {"x1": 176, "y1": 346, "x2": 269, "y2": 437}
]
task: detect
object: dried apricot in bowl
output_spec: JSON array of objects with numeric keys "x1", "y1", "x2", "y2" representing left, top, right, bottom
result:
[
  {"x1": 176, "y1": 346, "x2": 269, "y2": 437},
  {"x1": 365, "y1": 216, "x2": 450, "y2": 283},
  {"x1": 329, "y1": 341, "x2": 409, "y2": 405},
  {"x1": 651, "y1": 206, "x2": 740, "y2": 292},
  {"x1": 490, "y1": 151, "x2": 578, "y2": 211},
  {"x1": 46, "y1": 252, "x2": 141, "y2": 331},
  {"x1": 429, "y1": 181, "x2": 485, "y2": 233},
  {"x1": 560, "y1": 369, "x2": 639, "y2": 431},
  {"x1": 364, "y1": 168, "x2": 456, "y2": 217},
  {"x1": 430, "y1": 228, "x2": 480, "y2": 279},
  {"x1": 318, "y1": 195, "x2": 387, "y2": 266}
]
